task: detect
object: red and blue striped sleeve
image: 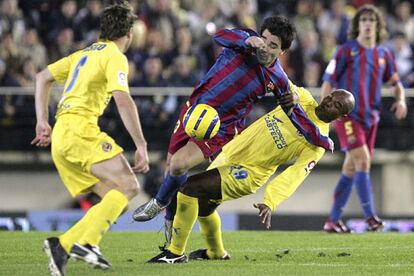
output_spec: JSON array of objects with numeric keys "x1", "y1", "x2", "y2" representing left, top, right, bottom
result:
[
  {"x1": 322, "y1": 46, "x2": 347, "y2": 86},
  {"x1": 382, "y1": 48, "x2": 400, "y2": 85},
  {"x1": 213, "y1": 28, "x2": 258, "y2": 52}
]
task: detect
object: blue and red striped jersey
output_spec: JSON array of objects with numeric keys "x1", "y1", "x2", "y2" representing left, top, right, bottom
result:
[
  {"x1": 323, "y1": 39, "x2": 400, "y2": 129},
  {"x1": 188, "y1": 28, "x2": 332, "y2": 150}
]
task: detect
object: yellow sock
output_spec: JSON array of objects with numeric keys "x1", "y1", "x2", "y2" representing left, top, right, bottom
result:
[
  {"x1": 78, "y1": 189, "x2": 128, "y2": 246},
  {"x1": 59, "y1": 205, "x2": 98, "y2": 253},
  {"x1": 198, "y1": 211, "x2": 226, "y2": 258},
  {"x1": 168, "y1": 192, "x2": 198, "y2": 255}
]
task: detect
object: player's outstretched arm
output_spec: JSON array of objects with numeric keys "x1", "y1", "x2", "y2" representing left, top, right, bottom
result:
[
  {"x1": 113, "y1": 91, "x2": 149, "y2": 173},
  {"x1": 253, "y1": 203, "x2": 272, "y2": 229},
  {"x1": 31, "y1": 68, "x2": 54, "y2": 148}
]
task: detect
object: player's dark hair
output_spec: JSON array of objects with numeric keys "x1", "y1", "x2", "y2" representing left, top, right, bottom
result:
[
  {"x1": 260, "y1": 15, "x2": 296, "y2": 50},
  {"x1": 349, "y1": 4, "x2": 387, "y2": 44},
  {"x1": 99, "y1": 3, "x2": 137, "y2": 41}
]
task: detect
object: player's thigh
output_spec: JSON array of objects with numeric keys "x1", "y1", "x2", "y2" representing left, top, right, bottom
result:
[
  {"x1": 181, "y1": 169, "x2": 222, "y2": 200},
  {"x1": 216, "y1": 164, "x2": 263, "y2": 201},
  {"x1": 348, "y1": 145, "x2": 371, "y2": 171},
  {"x1": 91, "y1": 153, "x2": 139, "y2": 198},
  {"x1": 169, "y1": 141, "x2": 205, "y2": 174}
]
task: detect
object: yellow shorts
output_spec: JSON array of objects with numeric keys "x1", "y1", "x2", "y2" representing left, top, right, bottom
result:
[
  {"x1": 207, "y1": 153, "x2": 270, "y2": 202},
  {"x1": 51, "y1": 114, "x2": 123, "y2": 197}
]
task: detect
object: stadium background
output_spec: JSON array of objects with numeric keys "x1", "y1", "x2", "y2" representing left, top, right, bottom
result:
[{"x1": 1, "y1": 0, "x2": 414, "y2": 232}]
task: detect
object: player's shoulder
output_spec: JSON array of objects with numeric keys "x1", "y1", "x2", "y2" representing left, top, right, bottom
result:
[{"x1": 288, "y1": 80, "x2": 317, "y2": 105}]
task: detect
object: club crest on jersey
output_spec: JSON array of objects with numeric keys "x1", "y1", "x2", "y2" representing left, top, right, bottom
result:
[
  {"x1": 266, "y1": 82, "x2": 275, "y2": 93},
  {"x1": 118, "y1": 71, "x2": 127, "y2": 87},
  {"x1": 101, "y1": 141, "x2": 112, "y2": 152},
  {"x1": 305, "y1": 160, "x2": 316, "y2": 173},
  {"x1": 379, "y1": 58, "x2": 386, "y2": 67}
]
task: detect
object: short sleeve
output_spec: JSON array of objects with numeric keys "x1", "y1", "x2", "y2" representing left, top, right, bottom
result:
[
  {"x1": 105, "y1": 53, "x2": 130, "y2": 93},
  {"x1": 47, "y1": 56, "x2": 72, "y2": 84}
]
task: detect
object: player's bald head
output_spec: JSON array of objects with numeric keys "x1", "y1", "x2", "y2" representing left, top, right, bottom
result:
[{"x1": 331, "y1": 89, "x2": 355, "y2": 116}]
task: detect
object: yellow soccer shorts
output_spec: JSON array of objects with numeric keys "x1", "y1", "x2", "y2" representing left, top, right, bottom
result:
[
  {"x1": 51, "y1": 114, "x2": 123, "y2": 197},
  {"x1": 207, "y1": 153, "x2": 270, "y2": 202}
]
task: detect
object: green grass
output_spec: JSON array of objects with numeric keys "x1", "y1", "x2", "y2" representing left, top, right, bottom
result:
[{"x1": 1, "y1": 231, "x2": 414, "y2": 275}]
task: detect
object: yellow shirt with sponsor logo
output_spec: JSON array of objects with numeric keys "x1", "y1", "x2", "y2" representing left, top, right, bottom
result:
[
  {"x1": 47, "y1": 41, "x2": 129, "y2": 119},
  {"x1": 221, "y1": 83, "x2": 329, "y2": 211}
]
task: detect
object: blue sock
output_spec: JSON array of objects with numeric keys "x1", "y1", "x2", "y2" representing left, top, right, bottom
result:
[
  {"x1": 155, "y1": 173, "x2": 188, "y2": 206},
  {"x1": 329, "y1": 174, "x2": 353, "y2": 222},
  {"x1": 354, "y1": 171, "x2": 375, "y2": 218}
]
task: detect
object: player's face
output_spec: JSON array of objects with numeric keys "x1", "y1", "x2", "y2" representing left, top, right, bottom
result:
[
  {"x1": 257, "y1": 29, "x2": 283, "y2": 66},
  {"x1": 315, "y1": 92, "x2": 348, "y2": 123},
  {"x1": 358, "y1": 12, "x2": 377, "y2": 40}
]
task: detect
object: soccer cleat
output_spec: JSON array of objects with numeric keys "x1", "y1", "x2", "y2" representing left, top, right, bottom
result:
[
  {"x1": 366, "y1": 216, "x2": 384, "y2": 232},
  {"x1": 147, "y1": 249, "x2": 188, "y2": 264},
  {"x1": 323, "y1": 220, "x2": 352, "y2": 233},
  {"x1": 189, "y1": 249, "x2": 231, "y2": 260},
  {"x1": 70, "y1": 243, "x2": 112, "y2": 270},
  {"x1": 132, "y1": 198, "x2": 164, "y2": 222},
  {"x1": 43, "y1": 237, "x2": 69, "y2": 276}
]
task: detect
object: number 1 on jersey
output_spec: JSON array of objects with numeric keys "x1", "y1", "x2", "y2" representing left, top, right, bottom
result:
[{"x1": 65, "y1": 56, "x2": 88, "y2": 93}]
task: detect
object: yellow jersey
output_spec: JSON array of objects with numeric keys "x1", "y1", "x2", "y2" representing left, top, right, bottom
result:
[
  {"x1": 220, "y1": 83, "x2": 329, "y2": 211},
  {"x1": 48, "y1": 41, "x2": 129, "y2": 119}
]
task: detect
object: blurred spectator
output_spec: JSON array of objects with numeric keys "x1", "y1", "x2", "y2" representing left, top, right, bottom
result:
[
  {"x1": 0, "y1": 0, "x2": 25, "y2": 43},
  {"x1": 317, "y1": 0, "x2": 351, "y2": 45},
  {"x1": 228, "y1": 0, "x2": 257, "y2": 30},
  {"x1": 14, "y1": 58, "x2": 37, "y2": 87},
  {"x1": 293, "y1": 0, "x2": 316, "y2": 41},
  {"x1": 167, "y1": 55, "x2": 198, "y2": 87},
  {"x1": 48, "y1": 28, "x2": 77, "y2": 62},
  {"x1": 143, "y1": 0, "x2": 179, "y2": 53},
  {"x1": 74, "y1": 0, "x2": 103, "y2": 46},
  {"x1": 388, "y1": 31, "x2": 414, "y2": 88},
  {"x1": 48, "y1": 0, "x2": 81, "y2": 44},
  {"x1": 388, "y1": 1, "x2": 414, "y2": 43},
  {"x1": 19, "y1": 28, "x2": 47, "y2": 69}
]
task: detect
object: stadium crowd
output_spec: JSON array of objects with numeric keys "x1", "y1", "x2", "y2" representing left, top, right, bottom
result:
[{"x1": 0, "y1": 0, "x2": 414, "y2": 152}]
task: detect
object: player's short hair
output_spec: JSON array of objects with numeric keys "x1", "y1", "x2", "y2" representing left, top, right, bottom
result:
[
  {"x1": 99, "y1": 3, "x2": 137, "y2": 41},
  {"x1": 260, "y1": 15, "x2": 296, "y2": 50},
  {"x1": 349, "y1": 4, "x2": 387, "y2": 44}
]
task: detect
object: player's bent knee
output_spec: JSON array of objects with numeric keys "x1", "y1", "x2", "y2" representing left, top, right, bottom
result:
[
  {"x1": 169, "y1": 158, "x2": 190, "y2": 176},
  {"x1": 117, "y1": 175, "x2": 140, "y2": 200}
]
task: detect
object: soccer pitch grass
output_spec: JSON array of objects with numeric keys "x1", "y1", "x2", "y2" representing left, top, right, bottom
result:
[{"x1": 1, "y1": 231, "x2": 413, "y2": 275}]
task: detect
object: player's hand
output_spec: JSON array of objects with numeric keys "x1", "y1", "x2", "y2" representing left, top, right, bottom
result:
[
  {"x1": 132, "y1": 143, "x2": 149, "y2": 173},
  {"x1": 31, "y1": 120, "x2": 52, "y2": 147},
  {"x1": 245, "y1": 36, "x2": 266, "y2": 49},
  {"x1": 391, "y1": 99, "x2": 407, "y2": 120},
  {"x1": 279, "y1": 91, "x2": 298, "y2": 112},
  {"x1": 253, "y1": 203, "x2": 272, "y2": 229}
]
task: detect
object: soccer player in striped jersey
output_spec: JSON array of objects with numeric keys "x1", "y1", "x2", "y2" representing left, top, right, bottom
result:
[
  {"x1": 146, "y1": 84, "x2": 355, "y2": 263},
  {"x1": 321, "y1": 4, "x2": 407, "y2": 233},
  {"x1": 133, "y1": 16, "x2": 333, "y2": 242},
  {"x1": 32, "y1": 4, "x2": 149, "y2": 275}
]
